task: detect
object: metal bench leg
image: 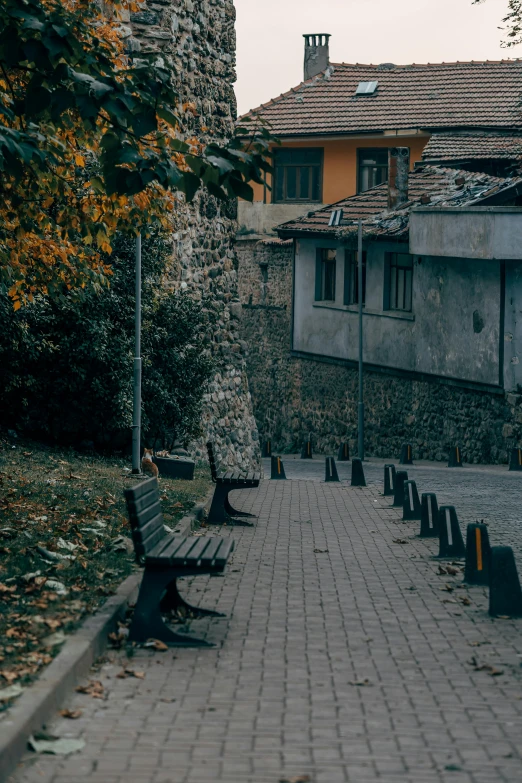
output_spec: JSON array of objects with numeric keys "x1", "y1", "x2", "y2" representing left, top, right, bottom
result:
[
  {"x1": 129, "y1": 570, "x2": 214, "y2": 647},
  {"x1": 161, "y1": 578, "x2": 225, "y2": 618},
  {"x1": 207, "y1": 485, "x2": 228, "y2": 525},
  {"x1": 224, "y1": 493, "x2": 256, "y2": 519}
]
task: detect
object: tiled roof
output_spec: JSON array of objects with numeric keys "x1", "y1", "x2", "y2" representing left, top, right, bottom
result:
[
  {"x1": 241, "y1": 61, "x2": 522, "y2": 137},
  {"x1": 422, "y1": 133, "x2": 522, "y2": 161},
  {"x1": 276, "y1": 166, "x2": 522, "y2": 240}
]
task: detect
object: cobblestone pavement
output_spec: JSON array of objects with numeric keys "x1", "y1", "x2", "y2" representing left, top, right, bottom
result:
[{"x1": 10, "y1": 475, "x2": 522, "y2": 783}]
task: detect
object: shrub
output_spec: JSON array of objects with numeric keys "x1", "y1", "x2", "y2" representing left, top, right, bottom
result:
[{"x1": 0, "y1": 230, "x2": 214, "y2": 450}]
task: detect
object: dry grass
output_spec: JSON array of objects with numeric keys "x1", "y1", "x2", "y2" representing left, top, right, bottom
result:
[{"x1": 0, "y1": 435, "x2": 212, "y2": 711}]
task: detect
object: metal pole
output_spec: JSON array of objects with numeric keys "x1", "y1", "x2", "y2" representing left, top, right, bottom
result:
[
  {"x1": 357, "y1": 219, "x2": 365, "y2": 461},
  {"x1": 131, "y1": 233, "x2": 142, "y2": 474}
]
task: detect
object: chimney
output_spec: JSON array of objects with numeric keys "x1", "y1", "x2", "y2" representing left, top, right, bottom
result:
[
  {"x1": 388, "y1": 147, "x2": 410, "y2": 210},
  {"x1": 303, "y1": 34, "x2": 331, "y2": 81}
]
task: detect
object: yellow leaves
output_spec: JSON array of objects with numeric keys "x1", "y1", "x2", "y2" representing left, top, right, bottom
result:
[{"x1": 74, "y1": 155, "x2": 86, "y2": 168}]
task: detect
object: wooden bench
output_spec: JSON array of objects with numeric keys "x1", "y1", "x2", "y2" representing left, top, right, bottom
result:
[
  {"x1": 124, "y1": 477, "x2": 235, "y2": 647},
  {"x1": 206, "y1": 442, "x2": 260, "y2": 525}
]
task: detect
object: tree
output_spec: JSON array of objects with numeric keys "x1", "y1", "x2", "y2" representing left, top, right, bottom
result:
[
  {"x1": 0, "y1": 0, "x2": 272, "y2": 306},
  {"x1": 473, "y1": 0, "x2": 522, "y2": 46}
]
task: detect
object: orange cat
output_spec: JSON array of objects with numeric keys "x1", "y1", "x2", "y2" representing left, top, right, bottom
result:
[{"x1": 142, "y1": 448, "x2": 159, "y2": 478}]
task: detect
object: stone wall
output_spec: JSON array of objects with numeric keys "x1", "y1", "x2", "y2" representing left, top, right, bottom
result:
[
  {"x1": 237, "y1": 238, "x2": 522, "y2": 464},
  {"x1": 128, "y1": 0, "x2": 259, "y2": 469}
]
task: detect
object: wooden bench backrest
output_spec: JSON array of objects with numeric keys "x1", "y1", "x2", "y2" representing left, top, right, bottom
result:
[
  {"x1": 206, "y1": 442, "x2": 218, "y2": 481},
  {"x1": 124, "y1": 478, "x2": 166, "y2": 564}
]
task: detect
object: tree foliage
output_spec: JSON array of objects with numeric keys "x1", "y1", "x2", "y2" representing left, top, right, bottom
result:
[
  {"x1": 0, "y1": 0, "x2": 272, "y2": 306},
  {"x1": 474, "y1": 0, "x2": 522, "y2": 46},
  {"x1": 0, "y1": 229, "x2": 215, "y2": 449}
]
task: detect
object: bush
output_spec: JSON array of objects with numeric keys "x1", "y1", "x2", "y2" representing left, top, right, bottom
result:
[{"x1": 0, "y1": 230, "x2": 214, "y2": 450}]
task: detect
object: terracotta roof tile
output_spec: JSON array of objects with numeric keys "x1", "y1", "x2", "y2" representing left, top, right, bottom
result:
[
  {"x1": 422, "y1": 132, "x2": 522, "y2": 161},
  {"x1": 276, "y1": 166, "x2": 522, "y2": 239},
  {"x1": 242, "y1": 61, "x2": 522, "y2": 137}
]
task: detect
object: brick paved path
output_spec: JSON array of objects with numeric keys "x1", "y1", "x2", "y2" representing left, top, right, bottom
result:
[{"x1": 10, "y1": 477, "x2": 522, "y2": 783}]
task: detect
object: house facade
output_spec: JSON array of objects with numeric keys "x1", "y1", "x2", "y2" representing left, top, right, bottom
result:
[{"x1": 236, "y1": 37, "x2": 522, "y2": 463}]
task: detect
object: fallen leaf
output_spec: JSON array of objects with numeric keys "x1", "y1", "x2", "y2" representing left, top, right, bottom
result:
[
  {"x1": 42, "y1": 631, "x2": 67, "y2": 648},
  {"x1": 313, "y1": 548, "x2": 328, "y2": 553},
  {"x1": 348, "y1": 678, "x2": 372, "y2": 686},
  {"x1": 28, "y1": 735, "x2": 85, "y2": 755},
  {"x1": 440, "y1": 584, "x2": 454, "y2": 592},
  {"x1": 144, "y1": 639, "x2": 168, "y2": 652},
  {"x1": 446, "y1": 566, "x2": 461, "y2": 575},
  {"x1": 469, "y1": 657, "x2": 504, "y2": 676},
  {"x1": 116, "y1": 668, "x2": 145, "y2": 680},
  {"x1": 0, "y1": 670, "x2": 19, "y2": 684},
  {"x1": 437, "y1": 565, "x2": 448, "y2": 575},
  {"x1": 59, "y1": 709, "x2": 83, "y2": 720},
  {"x1": 460, "y1": 597, "x2": 472, "y2": 606},
  {"x1": 393, "y1": 539, "x2": 409, "y2": 545},
  {"x1": 279, "y1": 777, "x2": 311, "y2": 783},
  {"x1": 76, "y1": 680, "x2": 104, "y2": 698},
  {"x1": 0, "y1": 683, "x2": 24, "y2": 702}
]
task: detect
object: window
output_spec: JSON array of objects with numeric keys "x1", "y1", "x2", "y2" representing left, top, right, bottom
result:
[
  {"x1": 385, "y1": 253, "x2": 413, "y2": 312},
  {"x1": 357, "y1": 148, "x2": 389, "y2": 193},
  {"x1": 344, "y1": 251, "x2": 367, "y2": 305},
  {"x1": 274, "y1": 148, "x2": 323, "y2": 203},
  {"x1": 315, "y1": 249, "x2": 336, "y2": 302}
]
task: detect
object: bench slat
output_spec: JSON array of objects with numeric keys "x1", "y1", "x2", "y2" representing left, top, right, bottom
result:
[
  {"x1": 171, "y1": 537, "x2": 210, "y2": 565},
  {"x1": 147, "y1": 535, "x2": 186, "y2": 563},
  {"x1": 197, "y1": 538, "x2": 223, "y2": 565},
  {"x1": 124, "y1": 478, "x2": 158, "y2": 502},
  {"x1": 140, "y1": 527, "x2": 167, "y2": 557},
  {"x1": 126, "y1": 489, "x2": 161, "y2": 518},
  {"x1": 214, "y1": 539, "x2": 235, "y2": 568},
  {"x1": 170, "y1": 538, "x2": 200, "y2": 562},
  {"x1": 140, "y1": 513, "x2": 166, "y2": 549},
  {"x1": 128, "y1": 499, "x2": 163, "y2": 530}
]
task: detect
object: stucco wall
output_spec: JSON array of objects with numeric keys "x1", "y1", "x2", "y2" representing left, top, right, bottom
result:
[
  {"x1": 250, "y1": 135, "x2": 429, "y2": 205},
  {"x1": 293, "y1": 238, "x2": 502, "y2": 387},
  {"x1": 237, "y1": 237, "x2": 522, "y2": 464}
]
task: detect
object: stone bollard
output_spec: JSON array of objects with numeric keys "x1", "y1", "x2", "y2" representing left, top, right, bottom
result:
[
  {"x1": 464, "y1": 523, "x2": 491, "y2": 586},
  {"x1": 270, "y1": 456, "x2": 287, "y2": 480},
  {"x1": 384, "y1": 464, "x2": 396, "y2": 497},
  {"x1": 351, "y1": 458, "x2": 366, "y2": 487},
  {"x1": 400, "y1": 443, "x2": 413, "y2": 465},
  {"x1": 448, "y1": 446, "x2": 463, "y2": 468},
  {"x1": 392, "y1": 470, "x2": 408, "y2": 508},
  {"x1": 403, "y1": 480, "x2": 422, "y2": 521},
  {"x1": 508, "y1": 447, "x2": 522, "y2": 471},
  {"x1": 489, "y1": 546, "x2": 522, "y2": 617},
  {"x1": 301, "y1": 440, "x2": 313, "y2": 459},
  {"x1": 438, "y1": 505, "x2": 466, "y2": 558},
  {"x1": 262, "y1": 440, "x2": 272, "y2": 458},
  {"x1": 338, "y1": 442, "x2": 350, "y2": 462},
  {"x1": 419, "y1": 493, "x2": 439, "y2": 538},
  {"x1": 325, "y1": 457, "x2": 340, "y2": 482}
]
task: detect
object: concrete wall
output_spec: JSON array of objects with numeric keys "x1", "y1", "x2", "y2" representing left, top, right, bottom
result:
[
  {"x1": 238, "y1": 201, "x2": 323, "y2": 237},
  {"x1": 294, "y1": 238, "x2": 502, "y2": 387},
  {"x1": 410, "y1": 207, "x2": 522, "y2": 260}
]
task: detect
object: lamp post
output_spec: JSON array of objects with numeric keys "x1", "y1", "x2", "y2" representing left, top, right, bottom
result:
[
  {"x1": 357, "y1": 219, "x2": 365, "y2": 461},
  {"x1": 131, "y1": 233, "x2": 142, "y2": 474}
]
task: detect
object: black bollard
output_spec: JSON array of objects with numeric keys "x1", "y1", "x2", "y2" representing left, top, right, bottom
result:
[
  {"x1": 338, "y1": 442, "x2": 350, "y2": 462},
  {"x1": 301, "y1": 440, "x2": 313, "y2": 460},
  {"x1": 400, "y1": 443, "x2": 413, "y2": 465},
  {"x1": 448, "y1": 446, "x2": 463, "y2": 468},
  {"x1": 351, "y1": 458, "x2": 366, "y2": 487},
  {"x1": 438, "y1": 505, "x2": 466, "y2": 558},
  {"x1": 419, "y1": 493, "x2": 439, "y2": 538},
  {"x1": 508, "y1": 447, "x2": 522, "y2": 472},
  {"x1": 464, "y1": 523, "x2": 491, "y2": 586},
  {"x1": 403, "y1": 480, "x2": 422, "y2": 521},
  {"x1": 262, "y1": 440, "x2": 272, "y2": 458},
  {"x1": 392, "y1": 470, "x2": 408, "y2": 507},
  {"x1": 270, "y1": 455, "x2": 287, "y2": 480},
  {"x1": 384, "y1": 464, "x2": 396, "y2": 497},
  {"x1": 489, "y1": 546, "x2": 522, "y2": 617},
  {"x1": 325, "y1": 457, "x2": 340, "y2": 482}
]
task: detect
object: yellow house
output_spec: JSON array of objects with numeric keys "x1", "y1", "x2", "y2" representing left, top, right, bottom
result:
[{"x1": 238, "y1": 34, "x2": 522, "y2": 236}]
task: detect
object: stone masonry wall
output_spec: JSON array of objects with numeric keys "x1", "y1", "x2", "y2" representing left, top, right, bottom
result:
[
  {"x1": 127, "y1": 0, "x2": 259, "y2": 470},
  {"x1": 237, "y1": 238, "x2": 522, "y2": 464}
]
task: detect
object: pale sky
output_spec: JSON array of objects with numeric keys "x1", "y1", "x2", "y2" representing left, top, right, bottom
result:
[{"x1": 235, "y1": 0, "x2": 520, "y2": 116}]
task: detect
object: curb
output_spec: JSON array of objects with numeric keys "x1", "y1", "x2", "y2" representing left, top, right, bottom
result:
[{"x1": 1, "y1": 487, "x2": 214, "y2": 782}]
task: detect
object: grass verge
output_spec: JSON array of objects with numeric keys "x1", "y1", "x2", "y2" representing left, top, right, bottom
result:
[{"x1": 0, "y1": 435, "x2": 212, "y2": 712}]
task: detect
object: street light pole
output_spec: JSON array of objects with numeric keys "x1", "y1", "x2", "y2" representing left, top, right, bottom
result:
[
  {"x1": 357, "y1": 219, "x2": 365, "y2": 461},
  {"x1": 131, "y1": 233, "x2": 142, "y2": 474}
]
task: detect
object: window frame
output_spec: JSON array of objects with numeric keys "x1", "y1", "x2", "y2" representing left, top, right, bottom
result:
[
  {"x1": 357, "y1": 148, "x2": 389, "y2": 194},
  {"x1": 273, "y1": 147, "x2": 324, "y2": 204},
  {"x1": 344, "y1": 250, "x2": 367, "y2": 306},
  {"x1": 315, "y1": 248, "x2": 337, "y2": 302},
  {"x1": 384, "y1": 252, "x2": 414, "y2": 313}
]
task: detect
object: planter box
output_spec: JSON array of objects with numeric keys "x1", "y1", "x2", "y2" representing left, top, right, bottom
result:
[{"x1": 153, "y1": 456, "x2": 195, "y2": 480}]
